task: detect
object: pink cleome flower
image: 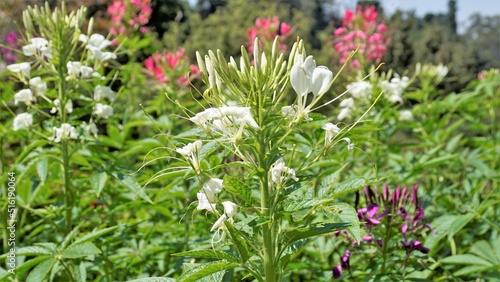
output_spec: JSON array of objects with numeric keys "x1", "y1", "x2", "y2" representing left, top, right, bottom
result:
[
  {"x1": 107, "y1": 0, "x2": 152, "y2": 37},
  {"x1": 247, "y1": 16, "x2": 292, "y2": 53},
  {"x1": 144, "y1": 48, "x2": 200, "y2": 87},
  {"x1": 333, "y1": 5, "x2": 389, "y2": 68}
]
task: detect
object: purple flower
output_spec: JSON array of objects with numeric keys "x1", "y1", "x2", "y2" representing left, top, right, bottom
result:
[
  {"x1": 401, "y1": 240, "x2": 429, "y2": 254},
  {"x1": 4, "y1": 31, "x2": 18, "y2": 44},
  {"x1": 332, "y1": 249, "x2": 351, "y2": 279}
]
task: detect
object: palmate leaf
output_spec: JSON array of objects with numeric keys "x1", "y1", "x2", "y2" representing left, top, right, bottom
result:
[
  {"x1": 317, "y1": 163, "x2": 349, "y2": 197},
  {"x1": 330, "y1": 177, "x2": 366, "y2": 198},
  {"x1": 172, "y1": 249, "x2": 239, "y2": 263},
  {"x1": 283, "y1": 222, "x2": 351, "y2": 247},
  {"x1": 177, "y1": 261, "x2": 239, "y2": 282},
  {"x1": 223, "y1": 175, "x2": 253, "y2": 204},
  {"x1": 324, "y1": 203, "x2": 361, "y2": 243}
]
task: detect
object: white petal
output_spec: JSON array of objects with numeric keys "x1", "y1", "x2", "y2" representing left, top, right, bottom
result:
[
  {"x1": 290, "y1": 65, "x2": 310, "y2": 96},
  {"x1": 311, "y1": 67, "x2": 333, "y2": 96}
]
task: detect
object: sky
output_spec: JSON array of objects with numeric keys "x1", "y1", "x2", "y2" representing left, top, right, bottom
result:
[{"x1": 335, "y1": 0, "x2": 500, "y2": 32}]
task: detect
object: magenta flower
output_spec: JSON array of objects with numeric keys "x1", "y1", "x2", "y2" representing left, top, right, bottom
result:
[
  {"x1": 144, "y1": 48, "x2": 200, "y2": 87},
  {"x1": 332, "y1": 249, "x2": 351, "y2": 279},
  {"x1": 333, "y1": 5, "x2": 389, "y2": 68},
  {"x1": 1, "y1": 31, "x2": 20, "y2": 64},
  {"x1": 107, "y1": 0, "x2": 152, "y2": 38},
  {"x1": 247, "y1": 16, "x2": 292, "y2": 53}
]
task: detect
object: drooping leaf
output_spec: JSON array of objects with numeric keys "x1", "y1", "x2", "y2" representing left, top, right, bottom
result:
[
  {"x1": 172, "y1": 249, "x2": 239, "y2": 262},
  {"x1": 90, "y1": 171, "x2": 108, "y2": 197},
  {"x1": 223, "y1": 175, "x2": 253, "y2": 204},
  {"x1": 447, "y1": 213, "x2": 475, "y2": 240},
  {"x1": 224, "y1": 222, "x2": 252, "y2": 262},
  {"x1": 325, "y1": 203, "x2": 361, "y2": 243},
  {"x1": 111, "y1": 171, "x2": 153, "y2": 203},
  {"x1": 470, "y1": 240, "x2": 500, "y2": 265},
  {"x1": 177, "y1": 261, "x2": 239, "y2": 282},
  {"x1": 62, "y1": 242, "x2": 101, "y2": 258}
]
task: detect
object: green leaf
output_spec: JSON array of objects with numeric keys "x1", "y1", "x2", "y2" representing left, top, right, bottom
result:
[
  {"x1": 127, "y1": 278, "x2": 176, "y2": 282},
  {"x1": 62, "y1": 242, "x2": 101, "y2": 258},
  {"x1": 73, "y1": 262, "x2": 87, "y2": 282},
  {"x1": 14, "y1": 246, "x2": 53, "y2": 257},
  {"x1": 470, "y1": 240, "x2": 500, "y2": 265},
  {"x1": 325, "y1": 203, "x2": 361, "y2": 243},
  {"x1": 425, "y1": 214, "x2": 457, "y2": 256},
  {"x1": 26, "y1": 258, "x2": 55, "y2": 282},
  {"x1": 448, "y1": 213, "x2": 475, "y2": 240},
  {"x1": 317, "y1": 163, "x2": 348, "y2": 196},
  {"x1": 441, "y1": 254, "x2": 493, "y2": 266},
  {"x1": 90, "y1": 171, "x2": 108, "y2": 197},
  {"x1": 283, "y1": 222, "x2": 351, "y2": 246},
  {"x1": 224, "y1": 222, "x2": 251, "y2": 262},
  {"x1": 36, "y1": 157, "x2": 48, "y2": 183},
  {"x1": 453, "y1": 265, "x2": 498, "y2": 277},
  {"x1": 223, "y1": 175, "x2": 253, "y2": 204},
  {"x1": 172, "y1": 249, "x2": 239, "y2": 262},
  {"x1": 331, "y1": 177, "x2": 366, "y2": 198},
  {"x1": 177, "y1": 261, "x2": 239, "y2": 282},
  {"x1": 111, "y1": 171, "x2": 153, "y2": 203},
  {"x1": 283, "y1": 198, "x2": 329, "y2": 213},
  {"x1": 72, "y1": 226, "x2": 118, "y2": 246}
]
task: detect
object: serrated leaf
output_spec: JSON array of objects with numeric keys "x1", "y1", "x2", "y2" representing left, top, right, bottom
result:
[
  {"x1": 325, "y1": 203, "x2": 361, "y2": 243},
  {"x1": 26, "y1": 258, "x2": 55, "y2": 282},
  {"x1": 14, "y1": 246, "x2": 53, "y2": 257},
  {"x1": 172, "y1": 249, "x2": 239, "y2": 262},
  {"x1": 224, "y1": 222, "x2": 251, "y2": 262},
  {"x1": 111, "y1": 171, "x2": 153, "y2": 203},
  {"x1": 441, "y1": 254, "x2": 493, "y2": 266},
  {"x1": 177, "y1": 261, "x2": 238, "y2": 282},
  {"x1": 223, "y1": 175, "x2": 252, "y2": 204},
  {"x1": 283, "y1": 222, "x2": 351, "y2": 246},
  {"x1": 317, "y1": 163, "x2": 349, "y2": 196},
  {"x1": 127, "y1": 278, "x2": 176, "y2": 282},
  {"x1": 331, "y1": 177, "x2": 365, "y2": 198},
  {"x1": 36, "y1": 157, "x2": 48, "y2": 183},
  {"x1": 283, "y1": 199, "x2": 329, "y2": 213},
  {"x1": 62, "y1": 242, "x2": 101, "y2": 258},
  {"x1": 425, "y1": 214, "x2": 457, "y2": 256},
  {"x1": 90, "y1": 171, "x2": 108, "y2": 197},
  {"x1": 73, "y1": 263, "x2": 87, "y2": 282}
]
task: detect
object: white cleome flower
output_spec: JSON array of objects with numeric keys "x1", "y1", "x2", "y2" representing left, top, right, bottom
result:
[
  {"x1": 196, "y1": 191, "x2": 216, "y2": 213},
  {"x1": 382, "y1": 74, "x2": 409, "y2": 103},
  {"x1": 202, "y1": 178, "x2": 223, "y2": 202},
  {"x1": 79, "y1": 34, "x2": 112, "y2": 50},
  {"x1": 66, "y1": 61, "x2": 103, "y2": 80},
  {"x1": 210, "y1": 201, "x2": 238, "y2": 232},
  {"x1": 82, "y1": 122, "x2": 98, "y2": 138},
  {"x1": 22, "y1": 37, "x2": 52, "y2": 58},
  {"x1": 322, "y1": 122, "x2": 341, "y2": 145},
  {"x1": 94, "y1": 85, "x2": 116, "y2": 102},
  {"x1": 50, "y1": 99, "x2": 73, "y2": 114},
  {"x1": 48, "y1": 123, "x2": 78, "y2": 142},
  {"x1": 399, "y1": 110, "x2": 414, "y2": 121},
  {"x1": 13, "y1": 113, "x2": 33, "y2": 131},
  {"x1": 88, "y1": 48, "x2": 117, "y2": 62},
  {"x1": 93, "y1": 103, "x2": 113, "y2": 119},
  {"x1": 14, "y1": 89, "x2": 34, "y2": 105},
  {"x1": 271, "y1": 158, "x2": 299, "y2": 188},
  {"x1": 7, "y1": 62, "x2": 31, "y2": 78},
  {"x1": 176, "y1": 140, "x2": 203, "y2": 172},
  {"x1": 29, "y1": 77, "x2": 47, "y2": 95},
  {"x1": 346, "y1": 81, "x2": 372, "y2": 100}
]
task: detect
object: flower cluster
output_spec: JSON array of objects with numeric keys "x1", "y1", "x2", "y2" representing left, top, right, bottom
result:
[
  {"x1": 144, "y1": 48, "x2": 200, "y2": 86},
  {"x1": 8, "y1": 29, "x2": 117, "y2": 140},
  {"x1": 333, "y1": 5, "x2": 389, "y2": 68},
  {"x1": 332, "y1": 249, "x2": 350, "y2": 279},
  {"x1": 1, "y1": 31, "x2": 20, "y2": 66},
  {"x1": 286, "y1": 53, "x2": 333, "y2": 122},
  {"x1": 189, "y1": 106, "x2": 260, "y2": 143},
  {"x1": 332, "y1": 184, "x2": 433, "y2": 279},
  {"x1": 247, "y1": 16, "x2": 292, "y2": 53},
  {"x1": 107, "y1": 0, "x2": 152, "y2": 36}
]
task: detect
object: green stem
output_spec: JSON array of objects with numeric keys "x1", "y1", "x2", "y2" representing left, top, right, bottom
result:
[
  {"x1": 380, "y1": 215, "x2": 394, "y2": 274},
  {"x1": 61, "y1": 140, "x2": 73, "y2": 235},
  {"x1": 258, "y1": 137, "x2": 276, "y2": 282}
]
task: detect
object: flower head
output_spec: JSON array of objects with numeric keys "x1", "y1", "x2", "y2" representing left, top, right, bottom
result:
[
  {"x1": 176, "y1": 140, "x2": 203, "y2": 173},
  {"x1": 7, "y1": 62, "x2": 31, "y2": 79},
  {"x1": 22, "y1": 37, "x2": 52, "y2": 58},
  {"x1": 322, "y1": 122, "x2": 341, "y2": 146},
  {"x1": 93, "y1": 103, "x2": 114, "y2": 119},
  {"x1": 48, "y1": 123, "x2": 78, "y2": 142},
  {"x1": 271, "y1": 158, "x2": 298, "y2": 188},
  {"x1": 14, "y1": 89, "x2": 34, "y2": 105},
  {"x1": 13, "y1": 113, "x2": 33, "y2": 131}
]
